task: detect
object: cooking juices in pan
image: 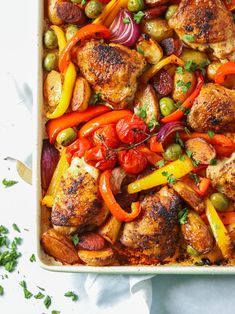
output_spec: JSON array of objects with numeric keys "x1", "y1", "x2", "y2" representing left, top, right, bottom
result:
[{"x1": 41, "y1": 0, "x2": 235, "y2": 267}]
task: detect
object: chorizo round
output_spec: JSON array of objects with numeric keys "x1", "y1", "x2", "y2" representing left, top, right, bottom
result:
[{"x1": 56, "y1": 2, "x2": 85, "y2": 24}]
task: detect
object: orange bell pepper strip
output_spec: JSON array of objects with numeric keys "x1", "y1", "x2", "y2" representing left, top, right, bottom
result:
[
  {"x1": 137, "y1": 146, "x2": 162, "y2": 166},
  {"x1": 161, "y1": 71, "x2": 204, "y2": 123},
  {"x1": 47, "y1": 105, "x2": 110, "y2": 143},
  {"x1": 128, "y1": 155, "x2": 194, "y2": 194},
  {"x1": 213, "y1": 144, "x2": 235, "y2": 157},
  {"x1": 149, "y1": 137, "x2": 164, "y2": 153},
  {"x1": 41, "y1": 149, "x2": 69, "y2": 207},
  {"x1": 180, "y1": 132, "x2": 234, "y2": 147},
  {"x1": 99, "y1": 170, "x2": 141, "y2": 222},
  {"x1": 214, "y1": 62, "x2": 235, "y2": 84},
  {"x1": 202, "y1": 212, "x2": 235, "y2": 226},
  {"x1": 205, "y1": 198, "x2": 232, "y2": 258},
  {"x1": 59, "y1": 24, "x2": 111, "y2": 72},
  {"x1": 78, "y1": 110, "x2": 132, "y2": 138},
  {"x1": 141, "y1": 54, "x2": 185, "y2": 84}
]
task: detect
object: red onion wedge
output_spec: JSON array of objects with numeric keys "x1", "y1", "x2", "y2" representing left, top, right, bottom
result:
[
  {"x1": 41, "y1": 139, "x2": 59, "y2": 190},
  {"x1": 157, "y1": 121, "x2": 185, "y2": 143},
  {"x1": 109, "y1": 9, "x2": 140, "y2": 47}
]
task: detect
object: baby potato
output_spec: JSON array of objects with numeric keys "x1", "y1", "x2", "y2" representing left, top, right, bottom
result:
[
  {"x1": 173, "y1": 70, "x2": 196, "y2": 103},
  {"x1": 181, "y1": 49, "x2": 208, "y2": 66},
  {"x1": 43, "y1": 70, "x2": 62, "y2": 108},
  {"x1": 48, "y1": 0, "x2": 63, "y2": 25},
  {"x1": 71, "y1": 76, "x2": 91, "y2": 112},
  {"x1": 78, "y1": 247, "x2": 117, "y2": 266},
  {"x1": 142, "y1": 18, "x2": 173, "y2": 42},
  {"x1": 41, "y1": 228, "x2": 79, "y2": 264},
  {"x1": 181, "y1": 210, "x2": 214, "y2": 255},
  {"x1": 136, "y1": 35, "x2": 163, "y2": 64}
]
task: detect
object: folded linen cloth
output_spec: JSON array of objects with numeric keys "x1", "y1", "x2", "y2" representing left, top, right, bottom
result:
[{"x1": 1, "y1": 71, "x2": 155, "y2": 313}]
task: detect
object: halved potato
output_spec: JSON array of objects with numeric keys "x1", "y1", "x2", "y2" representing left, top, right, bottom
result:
[
  {"x1": 134, "y1": 84, "x2": 159, "y2": 130},
  {"x1": 48, "y1": 0, "x2": 63, "y2": 25},
  {"x1": 136, "y1": 35, "x2": 163, "y2": 64},
  {"x1": 173, "y1": 70, "x2": 196, "y2": 103},
  {"x1": 43, "y1": 70, "x2": 62, "y2": 108},
  {"x1": 71, "y1": 76, "x2": 91, "y2": 112},
  {"x1": 99, "y1": 215, "x2": 122, "y2": 244},
  {"x1": 41, "y1": 228, "x2": 79, "y2": 264},
  {"x1": 78, "y1": 247, "x2": 117, "y2": 266}
]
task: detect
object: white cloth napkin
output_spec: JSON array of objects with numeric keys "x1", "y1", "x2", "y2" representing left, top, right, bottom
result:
[{"x1": 0, "y1": 69, "x2": 155, "y2": 313}]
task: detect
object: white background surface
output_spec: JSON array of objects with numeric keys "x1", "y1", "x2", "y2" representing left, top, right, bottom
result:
[{"x1": 1, "y1": 0, "x2": 235, "y2": 313}]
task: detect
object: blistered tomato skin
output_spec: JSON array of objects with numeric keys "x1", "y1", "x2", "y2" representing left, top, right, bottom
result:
[
  {"x1": 84, "y1": 145, "x2": 117, "y2": 171},
  {"x1": 93, "y1": 124, "x2": 120, "y2": 148},
  {"x1": 116, "y1": 115, "x2": 147, "y2": 144},
  {"x1": 118, "y1": 149, "x2": 148, "y2": 174}
]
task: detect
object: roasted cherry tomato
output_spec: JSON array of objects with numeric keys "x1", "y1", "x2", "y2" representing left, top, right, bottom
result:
[
  {"x1": 93, "y1": 124, "x2": 120, "y2": 148},
  {"x1": 116, "y1": 115, "x2": 147, "y2": 144},
  {"x1": 84, "y1": 145, "x2": 117, "y2": 170},
  {"x1": 66, "y1": 138, "x2": 93, "y2": 164},
  {"x1": 118, "y1": 149, "x2": 147, "y2": 174}
]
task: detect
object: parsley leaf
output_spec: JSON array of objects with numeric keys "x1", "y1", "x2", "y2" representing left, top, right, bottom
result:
[
  {"x1": 189, "y1": 172, "x2": 200, "y2": 185},
  {"x1": 134, "y1": 11, "x2": 145, "y2": 24},
  {"x1": 178, "y1": 208, "x2": 188, "y2": 225},
  {"x1": 30, "y1": 254, "x2": 36, "y2": 262},
  {"x1": 34, "y1": 292, "x2": 45, "y2": 299},
  {"x1": 71, "y1": 234, "x2": 79, "y2": 246},
  {"x1": 0, "y1": 285, "x2": 4, "y2": 296},
  {"x1": 162, "y1": 171, "x2": 178, "y2": 185},
  {"x1": 91, "y1": 92, "x2": 102, "y2": 105},
  {"x1": 19, "y1": 281, "x2": 33, "y2": 299},
  {"x1": 184, "y1": 127, "x2": 191, "y2": 135},
  {"x1": 0, "y1": 225, "x2": 9, "y2": 235},
  {"x1": 176, "y1": 67, "x2": 184, "y2": 74},
  {"x1": 210, "y1": 158, "x2": 217, "y2": 165},
  {"x1": 12, "y1": 223, "x2": 20, "y2": 233},
  {"x1": 207, "y1": 130, "x2": 215, "y2": 138},
  {"x1": 175, "y1": 132, "x2": 184, "y2": 148},
  {"x1": 176, "y1": 80, "x2": 192, "y2": 93},
  {"x1": 135, "y1": 104, "x2": 147, "y2": 119},
  {"x1": 44, "y1": 295, "x2": 52, "y2": 309},
  {"x1": 81, "y1": 0, "x2": 86, "y2": 6},
  {"x1": 156, "y1": 159, "x2": 165, "y2": 168},
  {"x1": 64, "y1": 291, "x2": 79, "y2": 302},
  {"x1": 186, "y1": 149, "x2": 193, "y2": 158},
  {"x1": 147, "y1": 117, "x2": 159, "y2": 130},
  {"x1": 2, "y1": 179, "x2": 18, "y2": 188},
  {"x1": 182, "y1": 34, "x2": 195, "y2": 42},
  {"x1": 37, "y1": 286, "x2": 45, "y2": 291},
  {"x1": 179, "y1": 155, "x2": 186, "y2": 161},
  {"x1": 123, "y1": 17, "x2": 130, "y2": 24},
  {"x1": 137, "y1": 47, "x2": 144, "y2": 55},
  {"x1": 52, "y1": 311, "x2": 61, "y2": 314}
]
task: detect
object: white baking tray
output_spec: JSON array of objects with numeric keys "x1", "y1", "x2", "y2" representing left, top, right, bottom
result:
[{"x1": 33, "y1": 0, "x2": 235, "y2": 274}]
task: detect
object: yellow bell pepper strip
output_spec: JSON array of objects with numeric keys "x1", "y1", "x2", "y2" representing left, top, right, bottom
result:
[
  {"x1": 141, "y1": 55, "x2": 185, "y2": 84},
  {"x1": 41, "y1": 150, "x2": 69, "y2": 207},
  {"x1": 127, "y1": 155, "x2": 193, "y2": 194},
  {"x1": 93, "y1": 0, "x2": 128, "y2": 27},
  {"x1": 46, "y1": 62, "x2": 77, "y2": 119},
  {"x1": 50, "y1": 25, "x2": 67, "y2": 54},
  {"x1": 205, "y1": 198, "x2": 232, "y2": 259}
]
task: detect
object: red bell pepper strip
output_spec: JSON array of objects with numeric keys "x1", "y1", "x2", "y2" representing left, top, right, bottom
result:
[
  {"x1": 59, "y1": 24, "x2": 111, "y2": 72},
  {"x1": 223, "y1": 0, "x2": 235, "y2": 11},
  {"x1": 78, "y1": 110, "x2": 132, "y2": 138},
  {"x1": 213, "y1": 144, "x2": 235, "y2": 157},
  {"x1": 201, "y1": 212, "x2": 235, "y2": 226},
  {"x1": 99, "y1": 170, "x2": 141, "y2": 222},
  {"x1": 214, "y1": 62, "x2": 235, "y2": 85},
  {"x1": 161, "y1": 71, "x2": 204, "y2": 123},
  {"x1": 46, "y1": 105, "x2": 110, "y2": 144},
  {"x1": 149, "y1": 137, "x2": 164, "y2": 153},
  {"x1": 182, "y1": 175, "x2": 210, "y2": 197},
  {"x1": 66, "y1": 138, "x2": 93, "y2": 164},
  {"x1": 138, "y1": 146, "x2": 162, "y2": 166}
]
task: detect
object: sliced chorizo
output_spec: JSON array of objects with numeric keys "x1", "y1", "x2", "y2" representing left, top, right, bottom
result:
[
  {"x1": 160, "y1": 38, "x2": 183, "y2": 56},
  {"x1": 78, "y1": 232, "x2": 105, "y2": 251},
  {"x1": 56, "y1": 2, "x2": 85, "y2": 24},
  {"x1": 143, "y1": 6, "x2": 167, "y2": 20},
  {"x1": 151, "y1": 69, "x2": 173, "y2": 96}
]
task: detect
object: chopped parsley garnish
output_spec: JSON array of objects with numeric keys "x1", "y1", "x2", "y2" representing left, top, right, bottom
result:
[
  {"x1": 137, "y1": 47, "x2": 144, "y2": 55},
  {"x1": 30, "y1": 254, "x2": 36, "y2": 262},
  {"x1": 12, "y1": 223, "x2": 20, "y2": 233},
  {"x1": 189, "y1": 172, "x2": 200, "y2": 185},
  {"x1": 2, "y1": 179, "x2": 18, "y2": 188},
  {"x1": 64, "y1": 291, "x2": 79, "y2": 302},
  {"x1": 156, "y1": 159, "x2": 165, "y2": 168},
  {"x1": 184, "y1": 127, "x2": 191, "y2": 135},
  {"x1": 52, "y1": 311, "x2": 61, "y2": 314},
  {"x1": 44, "y1": 295, "x2": 52, "y2": 309},
  {"x1": 210, "y1": 158, "x2": 217, "y2": 165},
  {"x1": 91, "y1": 92, "x2": 102, "y2": 105},
  {"x1": 182, "y1": 34, "x2": 195, "y2": 42},
  {"x1": 147, "y1": 117, "x2": 159, "y2": 130},
  {"x1": 37, "y1": 286, "x2": 45, "y2": 291},
  {"x1": 186, "y1": 149, "x2": 193, "y2": 158},
  {"x1": 135, "y1": 104, "x2": 147, "y2": 119},
  {"x1": 81, "y1": 0, "x2": 86, "y2": 6},
  {"x1": 184, "y1": 60, "x2": 197, "y2": 72},
  {"x1": 207, "y1": 130, "x2": 215, "y2": 138},
  {"x1": 20, "y1": 281, "x2": 33, "y2": 299},
  {"x1": 162, "y1": 171, "x2": 178, "y2": 184},
  {"x1": 134, "y1": 11, "x2": 145, "y2": 24},
  {"x1": 0, "y1": 285, "x2": 4, "y2": 296},
  {"x1": 176, "y1": 80, "x2": 192, "y2": 93},
  {"x1": 175, "y1": 132, "x2": 184, "y2": 148},
  {"x1": 123, "y1": 17, "x2": 130, "y2": 24},
  {"x1": 176, "y1": 67, "x2": 184, "y2": 74},
  {"x1": 71, "y1": 234, "x2": 79, "y2": 246},
  {"x1": 178, "y1": 208, "x2": 188, "y2": 225},
  {"x1": 0, "y1": 226, "x2": 8, "y2": 234},
  {"x1": 179, "y1": 155, "x2": 186, "y2": 161},
  {"x1": 34, "y1": 292, "x2": 45, "y2": 299}
]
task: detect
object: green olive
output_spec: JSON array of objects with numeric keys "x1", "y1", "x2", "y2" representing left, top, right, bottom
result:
[
  {"x1": 85, "y1": 0, "x2": 103, "y2": 19},
  {"x1": 44, "y1": 30, "x2": 58, "y2": 49},
  {"x1": 127, "y1": 0, "x2": 144, "y2": 12},
  {"x1": 56, "y1": 128, "x2": 77, "y2": 146},
  {"x1": 159, "y1": 97, "x2": 176, "y2": 116},
  {"x1": 43, "y1": 53, "x2": 58, "y2": 72},
  {"x1": 186, "y1": 245, "x2": 199, "y2": 256},
  {"x1": 165, "y1": 4, "x2": 178, "y2": 20},
  {"x1": 210, "y1": 193, "x2": 229, "y2": 211},
  {"x1": 164, "y1": 143, "x2": 182, "y2": 161},
  {"x1": 66, "y1": 25, "x2": 79, "y2": 41}
]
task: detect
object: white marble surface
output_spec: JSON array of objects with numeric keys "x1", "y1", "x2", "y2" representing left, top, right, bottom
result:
[{"x1": 1, "y1": 1, "x2": 235, "y2": 313}]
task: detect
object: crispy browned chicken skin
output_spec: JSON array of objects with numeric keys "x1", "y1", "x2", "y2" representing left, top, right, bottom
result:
[
  {"x1": 76, "y1": 40, "x2": 146, "y2": 109},
  {"x1": 51, "y1": 160, "x2": 107, "y2": 230},
  {"x1": 120, "y1": 186, "x2": 181, "y2": 260},
  {"x1": 207, "y1": 153, "x2": 235, "y2": 201},
  {"x1": 169, "y1": 0, "x2": 235, "y2": 60},
  {"x1": 187, "y1": 84, "x2": 235, "y2": 133}
]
